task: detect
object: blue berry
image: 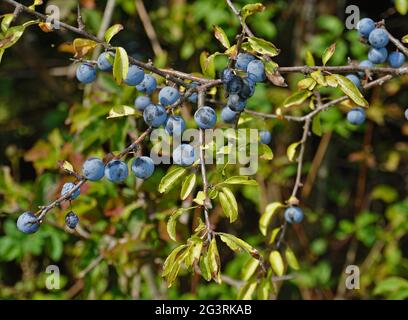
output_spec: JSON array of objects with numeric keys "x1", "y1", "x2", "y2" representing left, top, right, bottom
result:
[
  {"x1": 76, "y1": 63, "x2": 97, "y2": 84},
  {"x1": 346, "y1": 74, "x2": 362, "y2": 90},
  {"x1": 131, "y1": 156, "x2": 155, "y2": 179},
  {"x1": 236, "y1": 53, "x2": 256, "y2": 71},
  {"x1": 246, "y1": 59, "x2": 265, "y2": 82},
  {"x1": 135, "y1": 96, "x2": 152, "y2": 111},
  {"x1": 143, "y1": 104, "x2": 167, "y2": 127},
  {"x1": 159, "y1": 86, "x2": 180, "y2": 106},
  {"x1": 124, "y1": 65, "x2": 145, "y2": 86},
  {"x1": 188, "y1": 82, "x2": 199, "y2": 104},
  {"x1": 65, "y1": 211, "x2": 79, "y2": 229},
  {"x1": 357, "y1": 18, "x2": 375, "y2": 38},
  {"x1": 173, "y1": 144, "x2": 196, "y2": 166},
  {"x1": 221, "y1": 68, "x2": 234, "y2": 84},
  {"x1": 97, "y1": 52, "x2": 114, "y2": 71},
  {"x1": 221, "y1": 106, "x2": 238, "y2": 123},
  {"x1": 194, "y1": 106, "x2": 217, "y2": 129},
  {"x1": 61, "y1": 182, "x2": 80, "y2": 200},
  {"x1": 358, "y1": 60, "x2": 374, "y2": 78},
  {"x1": 105, "y1": 160, "x2": 128, "y2": 183},
  {"x1": 284, "y1": 206, "x2": 304, "y2": 224},
  {"x1": 368, "y1": 28, "x2": 389, "y2": 49},
  {"x1": 227, "y1": 94, "x2": 246, "y2": 112},
  {"x1": 136, "y1": 74, "x2": 157, "y2": 94},
  {"x1": 259, "y1": 130, "x2": 272, "y2": 144},
  {"x1": 225, "y1": 76, "x2": 243, "y2": 94},
  {"x1": 82, "y1": 157, "x2": 105, "y2": 181},
  {"x1": 17, "y1": 212, "x2": 40, "y2": 234},
  {"x1": 368, "y1": 47, "x2": 388, "y2": 64},
  {"x1": 388, "y1": 51, "x2": 405, "y2": 68},
  {"x1": 347, "y1": 107, "x2": 366, "y2": 125},
  {"x1": 165, "y1": 115, "x2": 186, "y2": 136}
]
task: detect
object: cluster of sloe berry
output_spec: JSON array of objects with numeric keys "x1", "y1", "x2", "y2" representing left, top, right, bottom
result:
[{"x1": 345, "y1": 18, "x2": 406, "y2": 126}]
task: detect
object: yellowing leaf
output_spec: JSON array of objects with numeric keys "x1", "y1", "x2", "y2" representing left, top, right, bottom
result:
[
  {"x1": 107, "y1": 105, "x2": 140, "y2": 119},
  {"x1": 221, "y1": 176, "x2": 258, "y2": 186},
  {"x1": 304, "y1": 50, "x2": 315, "y2": 66},
  {"x1": 113, "y1": 47, "x2": 129, "y2": 84},
  {"x1": 332, "y1": 74, "x2": 369, "y2": 107},
  {"x1": 242, "y1": 258, "x2": 260, "y2": 281},
  {"x1": 218, "y1": 232, "x2": 260, "y2": 258},
  {"x1": 213, "y1": 25, "x2": 230, "y2": 48},
  {"x1": 269, "y1": 250, "x2": 285, "y2": 276},
  {"x1": 238, "y1": 280, "x2": 257, "y2": 300},
  {"x1": 241, "y1": 3, "x2": 265, "y2": 20},
  {"x1": 287, "y1": 141, "x2": 301, "y2": 162},
  {"x1": 259, "y1": 202, "x2": 284, "y2": 236},
  {"x1": 395, "y1": 0, "x2": 408, "y2": 15},
  {"x1": 402, "y1": 34, "x2": 408, "y2": 43},
  {"x1": 1, "y1": 14, "x2": 14, "y2": 33},
  {"x1": 193, "y1": 190, "x2": 206, "y2": 206},
  {"x1": 247, "y1": 36, "x2": 280, "y2": 57},
  {"x1": 322, "y1": 43, "x2": 336, "y2": 66},
  {"x1": 166, "y1": 209, "x2": 184, "y2": 242},
  {"x1": 259, "y1": 144, "x2": 274, "y2": 160},
  {"x1": 29, "y1": 0, "x2": 43, "y2": 10},
  {"x1": 311, "y1": 70, "x2": 327, "y2": 86},
  {"x1": 61, "y1": 160, "x2": 74, "y2": 172},
  {"x1": 104, "y1": 24, "x2": 124, "y2": 43},
  {"x1": 208, "y1": 238, "x2": 221, "y2": 283},
  {"x1": 73, "y1": 38, "x2": 98, "y2": 58},
  {"x1": 297, "y1": 78, "x2": 316, "y2": 90}
]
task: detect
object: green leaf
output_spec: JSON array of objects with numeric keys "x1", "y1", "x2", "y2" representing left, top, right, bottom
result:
[
  {"x1": 259, "y1": 202, "x2": 284, "y2": 236},
  {"x1": 332, "y1": 74, "x2": 368, "y2": 107},
  {"x1": 269, "y1": 250, "x2": 285, "y2": 276},
  {"x1": 257, "y1": 277, "x2": 271, "y2": 300},
  {"x1": 282, "y1": 90, "x2": 313, "y2": 108},
  {"x1": 219, "y1": 187, "x2": 238, "y2": 223},
  {"x1": 167, "y1": 209, "x2": 184, "y2": 242},
  {"x1": 193, "y1": 190, "x2": 206, "y2": 206},
  {"x1": 113, "y1": 47, "x2": 129, "y2": 84},
  {"x1": 104, "y1": 24, "x2": 124, "y2": 43},
  {"x1": 241, "y1": 3, "x2": 266, "y2": 21},
  {"x1": 286, "y1": 141, "x2": 301, "y2": 162},
  {"x1": 218, "y1": 232, "x2": 260, "y2": 258},
  {"x1": 107, "y1": 105, "x2": 140, "y2": 119},
  {"x1": 312, "y1": 113, "x2": 322, "y2": 136},
  {"x1": 247, "y1": 36, "x2": 280, "y2": 57},
  {"x1": 220, "y1": 176, "x2": 258, "y2": 186},
  {"x1": 213, "y1": 25, "x2": 230, "y2": 48},
  {"x1": 285, "y1": 246, "x2": 300, "y2": 270},
  {"x1": 395, "y1": 0, "x2": 408, "y2": 15},
  {"x1": 29, "y1": 0, "x2": 43, "y2": 10},
  {"x1": 304, "y1": 51, "x2": 315, "y2": 66},
  {"x1": 1, "y1": 14, "x2": 14, "y2": 33},
  {"x1": 259, "y1": 144, "x2": 274, "y2": 160},
  {"x1": 238, "y1": 280, "x2": 257, "y2": 300},
  {"x1": 180, "y1": 173, "x2": 196, "y2": 200},
  {"x1": 374, "y1": 277, "x2": 408, "y2": 297},
  {"x1": 199, "y1": 251, "x2": 212, "y2": 281},
  {"x1": 208, "y1": 238, "x2": 221, "y2": 283},
  {"x1": 0, "y1": 25, "x2": 25, "y2": 50},
  {"x1": 242, "y1": 258, "x2": 259, "y2": 281},
  {"x1": 322, "y1": 43, "x2": 336, "y2": 66},
  {"x1": 73, "y1": 38, "x2": 98, "y2": 58},
  {"x1": 162, "y1": 244, "x2": 188, "y2": 277},
  {"x1": 158, "y1": 166, "x2": 187, "y2": 193}
]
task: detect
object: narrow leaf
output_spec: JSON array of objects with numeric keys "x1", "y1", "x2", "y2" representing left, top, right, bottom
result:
[
  {"x1": 322, "y1": 43, "x2": 336, "y2": 66},
  {"x1": 269, "y1": 250, "x2": 285, "y2": 276},
  {"x1": 283, "y1": 90, "x2": 313, "y2": 108},
  {"x1": 241, "y1": 3, "x2": 266, "y2": 20},
  {"x1": 180, "y1": 173, "x2": 196, "y2": 200},
  {"x1": 213, "y1": 26, "x2": 230, "y2": 48},
  {"x1": 259, "y1": 202, "x2": 284, "y2": 236},
  {"x1": 73, "y1": 38, "x2": 98, "y2": 58},
  {"x1": 332, "y1": 74, "x2": 369, "y2": 107},
  {"x1": 159, "y1": 166, "x2": 187, "y2": 193},
  {"x1": 248, "y1": 36, "x2": 280, "y2": 57},
  {"x1": 113, "y1": 47, "x2": 129, "y2": 84},
  {"x1": 104, "y1": 24, "x2": 124, "y2": 43},
  {"x1": 285, "y1": 246, "x2": 300, "y2": 270},
  {"x1": 286, "y1": 142, "x2": 301, "y2": 162},
  {"x1": 219, "y1": 187, "x2": 238, "y2": 223}
]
